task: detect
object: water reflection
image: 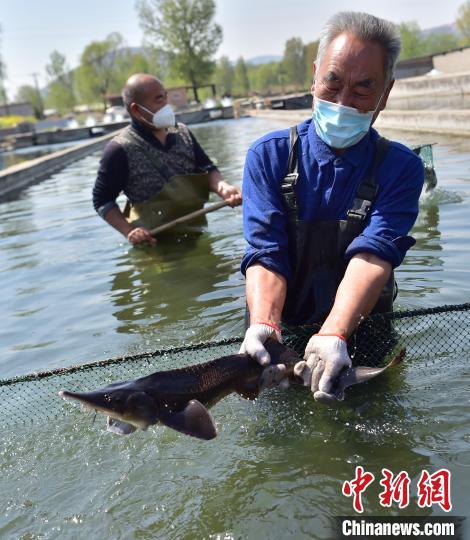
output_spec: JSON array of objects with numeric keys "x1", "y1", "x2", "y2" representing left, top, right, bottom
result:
[
  {"x1": 191, "y1": 376, "x2": 434, "y2": 540},
  {"x1": 109, "y1": 233, "x2": 244, "y2": 345},
  {"x1": 399, "y1": 191, "x2": 444, "y2": 300},
  {"x1": 0, "y1": 119, "x2": 469, "y2": 539}
]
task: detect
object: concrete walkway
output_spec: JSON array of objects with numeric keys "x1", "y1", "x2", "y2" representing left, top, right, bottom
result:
[{"x1": 0, "y1": 130, "x2": 118, "y2": 200}]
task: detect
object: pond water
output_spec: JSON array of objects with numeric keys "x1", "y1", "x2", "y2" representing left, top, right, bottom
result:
[{"x1": 0, "y1": 118, "x2": 469, "y2": 539}]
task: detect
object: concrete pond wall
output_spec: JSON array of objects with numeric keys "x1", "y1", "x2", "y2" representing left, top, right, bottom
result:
[
  {"x1": 0, "y1": 130, "x2": 117, "y2": 200},
  {"x1": 387, "y1": 70, "x2": 470, "y2": 111}
]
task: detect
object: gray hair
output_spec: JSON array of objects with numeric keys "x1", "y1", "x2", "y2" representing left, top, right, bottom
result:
[
  {"x1": 122, "y1": 85, "x2": 137, "y2": 113},
  {"x1": 316, "y1": 12, "x2": 401, "y2": 83}
]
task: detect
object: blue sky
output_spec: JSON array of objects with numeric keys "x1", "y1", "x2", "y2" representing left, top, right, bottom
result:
[{"x1": 0, "y1": 0, "x2": 465, "y2": 98}]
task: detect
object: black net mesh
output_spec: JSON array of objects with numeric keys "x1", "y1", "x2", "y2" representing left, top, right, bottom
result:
[
  {"x1": 412, "y1": 143, "x2": 437, "y2": 191},
  {"x1": 1, "y1": 303, "x2": 469, "y2": 429}
]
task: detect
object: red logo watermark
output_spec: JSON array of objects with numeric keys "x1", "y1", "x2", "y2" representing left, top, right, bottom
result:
[
  {"x1": 379, "y1": 468, "x2": 411, "y2": 509},
  {"x1": 342, "y1": 467, "x2": 452, "y2": 513},
  {"x1": 342, "y1": 466, "x2": 375, "y2": 513},
  {"x1": 417, "y1": 469, "x2": 452, "y2": 512}
]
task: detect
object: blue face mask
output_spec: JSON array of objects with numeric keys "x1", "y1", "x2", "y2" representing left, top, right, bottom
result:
[{"x1": 313, "y1": 96, "x2": 378, "y2": 149}]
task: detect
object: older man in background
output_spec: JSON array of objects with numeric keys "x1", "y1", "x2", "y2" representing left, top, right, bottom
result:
[{"x1": 93, "y1": 74, "x2": 241, "y2": 245}]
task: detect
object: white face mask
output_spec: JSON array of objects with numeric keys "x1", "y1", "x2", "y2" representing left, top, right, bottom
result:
[
  {"x1": 137, "y1": 103, "x2": 175, "y2": 129},
  {"x1": 312, "y1": 95, "x2": 383, "y2": 149}
]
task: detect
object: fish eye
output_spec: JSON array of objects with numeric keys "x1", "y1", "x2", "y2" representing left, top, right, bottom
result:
[{"x1": 105, "y1": 393, "x2": 125, "y2": 407}]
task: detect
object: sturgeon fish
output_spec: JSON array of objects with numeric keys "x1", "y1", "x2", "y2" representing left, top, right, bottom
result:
[
  {"x1": 59, "y1": 339, "x2": 404, "y2": 440},
  {"x1": 306, "y1": 348, "x2": 406, "y2": 404}
]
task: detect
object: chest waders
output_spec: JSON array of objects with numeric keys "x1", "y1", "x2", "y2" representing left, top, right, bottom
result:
[
  {"x1": 115, "y1": 124, "x2": 210, "y2": 236},
  {"x1": 281, "y1": 126, "x2": 396, "y2": 327},
  {"x1": 125, "y1": 173, "x2": 210, "y2": 235}
]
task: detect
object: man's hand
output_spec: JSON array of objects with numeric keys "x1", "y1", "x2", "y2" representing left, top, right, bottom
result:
[
  {"x1": 217, "y1": 181, "x2": 242, "y2": 207},
  {"x1": 239, "y1": 323, "x2": 282, "y2": 366},
  {"x1": 126, "y1": 227, "x2": 157, "y2": 246},
  {"x1": 294, "y1": 334, "x2": 351, "y2": 400}
]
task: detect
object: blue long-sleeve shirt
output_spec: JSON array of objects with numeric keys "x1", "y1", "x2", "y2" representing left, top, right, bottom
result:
[{"x1": 241, "y1": 118, "x2": 424, "y2": 283}]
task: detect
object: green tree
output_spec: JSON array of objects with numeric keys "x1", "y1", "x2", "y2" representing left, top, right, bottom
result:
[
  {"x1": 422, "y1": 33, "x2": 460, "y2": 54},
  {"x1": 399, "y1": 22, "x2": 426, "y2": 60},
  {"x1": 214, "y1": 56, "x2": 234, "y2": 96},
  {"x1": 15, "y1": 85, "x2": 43, "y2": 118},
  {"x1": 137, "y1": 0, "x2": 222, "y2": 101},
  {"x1": 248, "y1": 62, "x2": 280, "y2": 94},
  {"x1": 107, "y1": 47, "x2": 169, "y2": 95},
  {"x1": 282, "y1": 37, "x2": 305, "y2": 87},
  {"x1": 233, "y1": 56, "x2": 250, "y2": 97},
  {"x1": 45, "y1": 50, "x2": 76, "y2": 114},
  {"x1": 112, "y1": 50, "x2": 150, "y2": 92},
  {"x1": 456, "y1": 0, "x2": 470, "y2": 44},
  {"x1": 0, "y1": 25, "x2": 8, "y2": 111},
  {"x1": 399, "y1": 20, "x2": 462, "y2": 61},
  {"x1": 276, "y1": 60, "x2": 289, "y2": 90},
  {"x1": 75, "y1": 32, "x2": 124, "y2": 110},
  {"x1": 304, "y1": 40, "x2": 319, "y2": 87}
]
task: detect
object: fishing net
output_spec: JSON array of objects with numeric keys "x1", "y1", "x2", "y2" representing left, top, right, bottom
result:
[
  {"x1": 412, "y1": 143, "x2": 437, "y2": 191},
  {"x1": 0, "y1": 302, "x2": 469, "y2": 429}
]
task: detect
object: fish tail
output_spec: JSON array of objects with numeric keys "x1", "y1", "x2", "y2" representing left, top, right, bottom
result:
[{"x1": 388, "y1": 348, "x2": 406, "y2": 367}]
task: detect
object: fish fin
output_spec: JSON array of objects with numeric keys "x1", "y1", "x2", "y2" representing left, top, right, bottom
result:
[
  {"x1": 333, "y1": 348, "x2": 407, "y2": 400},
  {"x1": 158, "y1": 400, "x2": 217, "y2": 440},
  {"x1": 347, "y1": 348, "x2": 406, "y2": 386},
  {"x1": 388, "y1": 348, "x2": 406, "y2": 367},
  {"x1": 106, "y1": 417, "x2": 137, "y2": 435}
]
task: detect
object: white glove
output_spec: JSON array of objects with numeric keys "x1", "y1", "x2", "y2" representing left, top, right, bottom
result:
[
  {"x1": 294, "y1": 334, "x2": 351, "y2": 399},
  {"x1": 239, "y1": 322, "x2": 282, "y2": 366}
]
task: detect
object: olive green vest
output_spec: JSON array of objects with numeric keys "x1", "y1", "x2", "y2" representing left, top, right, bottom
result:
[{"x1": 113, "y1": 123, "x2": 199, "y2": 203}]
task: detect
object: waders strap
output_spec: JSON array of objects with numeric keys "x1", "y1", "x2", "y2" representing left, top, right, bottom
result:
[
  {"x1": 346, "y1": 136, "x2": 390, "y2": 222},
  {"x1": 280, "y1": 130, "x2": 390, "y2": 223},
  {"x1": 281, "y1": 126, "x2": 300, "y2": 218},
  {"x1": 286, "y1": 125, "x2": 299, "y2": 180}
]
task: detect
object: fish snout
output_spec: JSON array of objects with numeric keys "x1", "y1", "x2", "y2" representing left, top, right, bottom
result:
[
  {"x1": 58, "y1": 390, "x2": 73, "y2": 400},
  {"x1": 58, "y1": 390, "x2": 95, "y2": 412},
  {"x1": 59, "y1": 390, "x2": 83, "y2": 404}
]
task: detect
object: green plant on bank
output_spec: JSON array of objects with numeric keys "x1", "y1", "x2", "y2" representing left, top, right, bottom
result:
[
  {"x1": 0, "y1": 115, "x2": 36, "y2": 129},
  {"x1": 233, "y1": 57, "x2": 250, "y2": 97},
  {"x1": 398, "y1": 21, "x2": 461, "y2": 60},
  {"x1": 45, "y1": 51, "x2": 76, "y2": 115},
  {"x1": 0, "y1": 24, "x2": 8, "y2": 109},
  {"x1": 14, "y1": 85, "x2": 44, "y2": 119},
  {"x1": 212, "y1": 37, "x2": 318, "y2": 99},
  {"x1": 457, "y1": 0, "x2": 470, "y2": 44},
  {"x1": 74, "y1": 32, "x2": 125, "y2": 111}
]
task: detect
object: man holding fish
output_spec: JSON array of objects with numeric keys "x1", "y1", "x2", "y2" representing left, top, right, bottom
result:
[
  {"x1": 59, "y1": 11, "x2": 422, "y2": 437},
  {"x1": 240, "y1": 12, "x2": 424, "y2": 400},
  {"x1": 92, "y1": 73, "x2": 241, "y2": 245}
]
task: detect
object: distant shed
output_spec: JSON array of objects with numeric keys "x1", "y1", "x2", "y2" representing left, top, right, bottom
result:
[{"x1": 0, "y1": 102, "x2": 35, "y2": 117}]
